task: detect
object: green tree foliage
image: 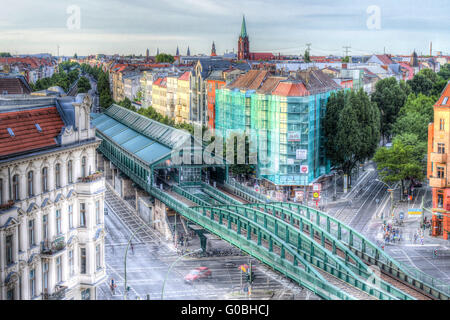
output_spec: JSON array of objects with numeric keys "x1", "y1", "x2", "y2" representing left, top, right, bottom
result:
[
  {"x1": 137, "y1": 106, "x2": 195, "y2": 135},
  {"x1": 324, "y1": 89, "x2": 380, "y2": 186},
  {"x1": 438, "y1": 63, "x2": 450, "y2": 81},
  {"x1": 407, "y1": 68, "x2": 445, "y2": 97},
  {"x1": 392, "y1": 133, "x2": 427, "y2": 165},
  {"x1": 155, "y1": 53, "x2": 175, "y2": 63},
  {"x1": 373, "y1": 141, "x2": 424, "y2": 199},
  {"x1": 371, "y1": 77, "x2": 409, "y2": 141},
  {"x1": 0, "y1": 52, "x2": 12, "y2": 57},
  {"x1": 77, "y1": 76, "x2": 91, "y2": 93},
  {"x1": 118, "y1": 97, "x2": 135, "y2": 111},
  {"x1": 342, "y1": 56, "x2": 350, "y2": 63},
  {"x1": 67, "y1": 69, "x2": 80, "y2": 84}
]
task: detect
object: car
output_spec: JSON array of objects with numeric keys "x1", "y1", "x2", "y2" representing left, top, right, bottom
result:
[{"x1": 184, "y1": 267, "x2": 212, "y2": 284}]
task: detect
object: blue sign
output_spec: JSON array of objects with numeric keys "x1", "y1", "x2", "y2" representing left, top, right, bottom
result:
[{"x1": 399, "y1": 212, "x2": 404, "y2": 220}]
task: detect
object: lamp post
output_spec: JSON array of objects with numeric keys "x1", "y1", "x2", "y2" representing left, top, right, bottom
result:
[
  {"x1": 161, "y1": 248, "x2": 202, "y2": 300},
  {"x1": 123, "y1": 219, "x2": 160, "y2": 300},
  {"x1": 375, "y1": 179, "x2": 398, "y2": 220}
]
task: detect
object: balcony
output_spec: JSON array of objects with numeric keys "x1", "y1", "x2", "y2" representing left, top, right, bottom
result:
[
  {"x1": 76, "y1": 173, "x2": 105, "y2": 195},
  {"x1": 41, "y1": 236, "x2": 66, "y2": 256},
  {"x1": 430, "y1": 152, "x2": 447, "y2": 164},
  {"x1": 429, "y1": 177, "x2": 447, "y2": 188},
  {"x1": 42, "y1": 285, "x2": 67, "y2": 300}
]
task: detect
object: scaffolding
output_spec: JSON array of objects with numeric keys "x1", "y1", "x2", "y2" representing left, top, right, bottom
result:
[{"x1": 215, "y1": 86, "x2": 338, "y2": 186}]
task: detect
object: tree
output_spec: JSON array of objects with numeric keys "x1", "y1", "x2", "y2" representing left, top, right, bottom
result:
[
  {"x1": 304, "y1": 50, "x2": 311, "y2": 63},
  {"x1": 67, "y1": 69, "x2": 80, "y2": 84},
  {"x1": 392, "y1": 133, "x2": 427, "y2": 165},
  {"x1": 373, "y1": 140, "x2": 424, "y2": 200},
  {"x1": 371, "y1": 77, "x2": 409, "y2": 142},
  {"x1": 77, "y1": 76, "x2": 91, "y2": 94},
  {"x1": 155, "y1": 53, "x2": 174, "y2": 63},
  {"x1": 0, "y1": 52, "x2": 12, "y2": 57},
  {"x1": 118, "y1": 97, "x2": 135, "y2": 111},
  {"x1": 438, "y1": 63, "x2": 450, "y2": 81},
  {"x1": 74, "y1": 53, "x2": 78, "y2": 59},
  {"x1": 342, "y1": 56, "x2": 350, "y2": 63},
  {"x1": 407, "y1": 68, "x2": 443, "y2": 97},
  {"x1": 324, "y1": 89, "x2": 380, "y2": 188}
]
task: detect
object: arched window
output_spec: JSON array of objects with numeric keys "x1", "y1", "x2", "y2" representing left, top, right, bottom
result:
[
  {"x1": 67, "y1": 160, "x2": 73, "y2": 184},
  {"x1": 27, "y1": 171, "x2": 34, "y2": 197},
  {"x1": 42, "y1": 167, "x2": 48, "y2": 193},
  {"x1": 81, "y1": 157, "x2": 87, "y2": 178},
  {"x1": 55, "y1": 163, "x2": 61, "y2": 188},
  {"x1": 12, "y1": 174, "x2": 20, "y2": 201}
]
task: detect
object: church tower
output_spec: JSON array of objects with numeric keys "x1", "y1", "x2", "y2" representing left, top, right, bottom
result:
[
  {"x1": 211, "y1": 41, "x2": 217, "y2": 56},
  {"x1": 238, "y1": 15, "x2": 250, "y2": 60}
]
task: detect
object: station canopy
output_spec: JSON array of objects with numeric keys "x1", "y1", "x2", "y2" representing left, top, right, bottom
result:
[{"x1": 91, "y1": 104, "x2": 191, "y2": 166}]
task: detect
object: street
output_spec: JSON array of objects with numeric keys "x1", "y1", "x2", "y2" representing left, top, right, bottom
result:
[{"x1": 97, "y1": 188, "x2": 319, "y2": 300}]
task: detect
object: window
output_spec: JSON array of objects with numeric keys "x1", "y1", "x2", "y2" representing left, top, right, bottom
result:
[
  {"x1": 96, "y1": 244, "x2": 101, "y2": 270},
  {"x1": 438, "y1": 143, "x2": 446, "y2": 154},
  {"x1": 80, "y1": 248, "x2": 87, "y2": 274},
  {"x1": 80, "y1": 203, "x2": 86, "y2": 227},
  {"x1": 56, "y1": 256, "x2": 62, "y2": 283},
  {"x1": 28, "y1": 219, "x2": 35, "y2": 247},
  {"x1": 35, "y1": 123, "x2": 42, "y2": 132},
  {"x1": 55, "y1": 163, "x2": 61, "y2": 188},
  {"x1": 68, "y1": 160, "x2": 73, "y2": 184},
  {"x1": 42, "y1": 214, "x2": 48, "y2": 242},
  {"x1": 7, "y1": 127, "x2": 14, "y2": 137},
  {"x1": 443, "y1": 97, "x2": 449, "y2": 105},
  {"x1": 440, "y1": 119, "x2": 445, "y2": 131},
  {"x1": 27, "y1": 171, "x2": 34, "y2": 197},
  {"x1": 81, "y1": 157, "x2": 87, "y2": 178},
  {"x1": 6, "y1": 288, "x2": 14, "y2": 300},
  {"x1": 68, "y1": 204, "x2": 73, "y2": 229},
  {"x1": 81, "y1": 288, "x2": 91, "y2": 300},
  {"x1": 12, "y1": 174, "x2": 20, "y2": 201},
  {"x1": 438, "y1": 192, "x2": 444, "y2": 208},
  {"x1": 42, "y1": 167, "x2": 48, "y2": 193},
  {"x1": 42, "y1": 262, "x2": 49, "y2": 292},
  {"x1": 56, "y1": 209, "x2": 62, "y2": 235},
  {"x1": 437, "y1": 166, "x2": 445, "y2": 179},
  {"x1": 96, "y1": 200, "x2": 100, "y2": 225},
  {"x1": 69, "y1": 249, "x2": 74, "y2": 276},
  {"x1": 29, "y1": 269, "x2": 36, "y2": 298},
  {"x1": 6, "y1": 235, "x2": 13, "y2": 265}
]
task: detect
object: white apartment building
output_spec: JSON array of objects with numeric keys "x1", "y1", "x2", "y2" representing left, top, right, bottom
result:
[{"x1": 0, "y1": 94, "x2": 106, "y2": 300}]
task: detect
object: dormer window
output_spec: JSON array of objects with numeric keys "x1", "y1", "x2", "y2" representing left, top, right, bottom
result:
[
  {"x1": 7, "y1": 128, "x2": 14, "y2": 137},
  {"x1": 35, "y1": 123, "x2": 42, "y2": 132},
  {"x1": 443, "y1": 97, "x2": 449, "y2": 105}
]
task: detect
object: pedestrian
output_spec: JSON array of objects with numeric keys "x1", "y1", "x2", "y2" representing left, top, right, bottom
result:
[
  {"x1": 420, "y1": 235, "x2": 424, "y2": 245},
  {"x1": 131, "y1": 241, "x2": 134, "y2": 254},
  {"x1": 110, "y1": 278, "x2": 116, "y2": 295}
]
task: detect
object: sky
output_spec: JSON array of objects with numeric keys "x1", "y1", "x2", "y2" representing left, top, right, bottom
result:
[{"x1": 0, "y1": 0, "x2": 449, "y2": 57}]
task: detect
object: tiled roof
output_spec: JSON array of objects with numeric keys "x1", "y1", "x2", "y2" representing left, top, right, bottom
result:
[
  {"x1": 0, "y1": 75, "x2": 32, "y2": 94},
  {"x1": 0, "y1": 106, "x2": 64, "y2": 157},
  {"x1": 435, "y1": 82, "x2": 450, "y2": 107},
  {"x1": 178, "y1": 71, "x2": 191, "y2": 81},
  {"x1": 375, "y1": 54, "x2": 394, "y2": 65},
  {"x1": 257, "y1": 76, "x2": 286, "y2": 94},
  {"x1": 272, "y1": 82, "x2": 309, "y2": 97}
]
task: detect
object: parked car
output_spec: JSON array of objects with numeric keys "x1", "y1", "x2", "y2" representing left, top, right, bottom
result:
[{"x1": 184, "y1": 267, "x2": 212, "y2": 284}]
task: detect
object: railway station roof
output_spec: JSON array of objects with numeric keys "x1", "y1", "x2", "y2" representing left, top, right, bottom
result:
[{"x1": 91, "y1": 104, "x2": 190, "y2": 166}]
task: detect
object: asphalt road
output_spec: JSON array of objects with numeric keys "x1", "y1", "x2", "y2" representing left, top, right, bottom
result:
[{"x1": 97, "y1": 194, "x2": 319, "y2": 300}]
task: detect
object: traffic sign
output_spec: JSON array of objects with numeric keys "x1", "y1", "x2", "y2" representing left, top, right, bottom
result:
[
  {"x1": 408, "y1": 208, "x2": 422, "y2": 215},
  {"x1": 313, "y1": 192, "x2": 320, "y2": 199}
]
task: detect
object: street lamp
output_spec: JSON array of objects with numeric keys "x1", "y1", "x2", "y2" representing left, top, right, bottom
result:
[
  {"x1": 161, "y1": 248, "x2": 202, "y2": 300},
  {"x1": 375, "y1": 179, "x2": 399, "y2": 220},
  {"x1": 123, "y1": 219, "x2": 160, "y2": 300}
]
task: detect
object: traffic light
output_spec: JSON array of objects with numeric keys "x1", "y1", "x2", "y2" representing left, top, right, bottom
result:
[{"x1": 246, "y1": 272, "x2": 256, "y2": 284}]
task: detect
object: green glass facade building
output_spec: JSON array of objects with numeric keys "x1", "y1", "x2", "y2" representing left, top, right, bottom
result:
[{"x1": 215, "y1": 69, "x2": 342, "y2": 188}]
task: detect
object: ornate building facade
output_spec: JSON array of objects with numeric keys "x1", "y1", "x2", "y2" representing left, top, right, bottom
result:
[{"x1": 0, "y1": 94, "x2": 106, "y2": 300}]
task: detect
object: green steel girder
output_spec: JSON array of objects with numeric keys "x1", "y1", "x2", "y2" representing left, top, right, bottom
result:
[
  {"x1": 272, "y1": 202, "x2": 450, "y2": 300},
  {"x1": 148, "y1": 186, "x2": 354, "y2": 300},
  {"x1": 236, "y1": 203, "x2": 414, "y2": 301},
  {"x1": 207, "y1": 205, "x2": 400, "y2": 300}
]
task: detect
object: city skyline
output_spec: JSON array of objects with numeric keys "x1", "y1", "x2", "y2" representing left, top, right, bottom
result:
[{"x1": 1, "y1": 0, "x2": 449, "y2": 57}]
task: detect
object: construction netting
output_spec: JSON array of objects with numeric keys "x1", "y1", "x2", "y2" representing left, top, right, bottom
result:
[{"x1": 215, "y1": 88, "x2": 337, "y2": 186}]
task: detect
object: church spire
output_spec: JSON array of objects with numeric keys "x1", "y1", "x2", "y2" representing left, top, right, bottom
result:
[
  {"x1": 211, "y1": 41, "x2": 217, "y2": 56},
  {"x1": 187, "y1": 46, "x2": 191, "y2": 56},
  {"x1": 176, "y1": 46, "x2": 179, "y2": 56},
  {"x1": 240, "y1": 15, "x2": 248, "y2": 38}
]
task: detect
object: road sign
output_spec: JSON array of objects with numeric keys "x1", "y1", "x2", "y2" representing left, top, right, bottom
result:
[
  {"x1": 300, "y1": 165, "x2": 309, "y2": 174},
  {"x1": 313, "y1": 192, "x2": 320, "y2": 199},
  {"x1": 408, "y1": 208, "x2": 422, "y2": 215}
]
